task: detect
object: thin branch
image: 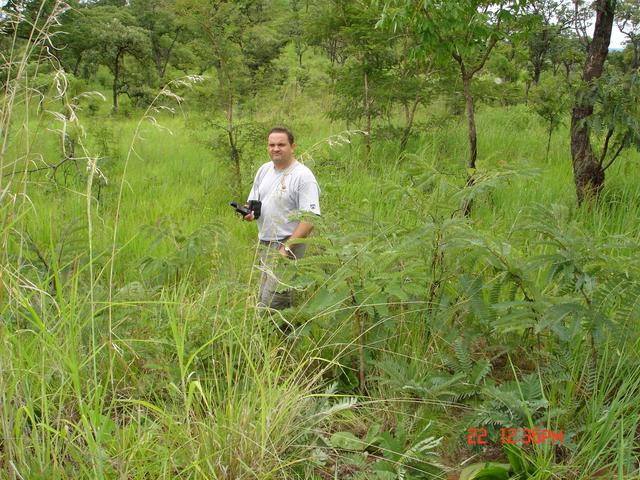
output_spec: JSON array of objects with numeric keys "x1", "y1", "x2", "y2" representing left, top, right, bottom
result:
[
  {"x1": 599, "y1": 127, "x2": 614, "y2": 165},
  {"x1": 29, "y1": 237, "x2": 50, "y2": 273},
  {"x1": 469, "y1": 13, "x2": 503, "y2": 77},
  {"x1": 2, "y1": 156, "x2": 76, "y2": 178},
  {"x1": 469, "y1": 35, "x2": 498, "y2": 77},
  {"x1": 573, "y1": 0, "x2": 590, "y2": 49},
  {"x1": 602, "y1": 141, "x2": 626, "y2": 171},
  {"x1": 160, "y1": 27, "x2": 183, "y2": 80},
  {"x1": 452, "y1": 48, "x2": 465, "y2": 76}
]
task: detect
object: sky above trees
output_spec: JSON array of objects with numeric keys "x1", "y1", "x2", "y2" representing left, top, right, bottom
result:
[{"x1": 604, "y1": 22, "x2": 625, "y2": 48}]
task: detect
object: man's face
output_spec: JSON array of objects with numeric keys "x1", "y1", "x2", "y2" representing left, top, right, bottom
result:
[{"x1": 267, "y1": 132, "x2": 295, "y2": 166}]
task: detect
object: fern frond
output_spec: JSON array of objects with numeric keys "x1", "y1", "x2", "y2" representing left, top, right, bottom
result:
[
  {"x1": 454, "y1": 337, "x2": 473, "y2": 372},
  {"x1": 470, "y1": 359, "x2": 492, "y2": 385},
  {"x1": 309, "y1": 397, "x2": 358, "y2": 421}
]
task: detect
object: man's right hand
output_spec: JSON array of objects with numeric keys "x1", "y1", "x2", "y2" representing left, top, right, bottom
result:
[{"x1": 243, "y1": 205, "x2": 255, "y2": 221}]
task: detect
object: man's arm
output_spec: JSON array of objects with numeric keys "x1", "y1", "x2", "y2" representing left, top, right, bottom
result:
[
  {"x1": 280, "y1": 174, "x2": 320, "y2": 256},
  {"x1": 279, "y1": 221, "x2": 314, "y2": 256},
  {"x1": 279, "y1": 174, "x2": 321, "y2": 256}
]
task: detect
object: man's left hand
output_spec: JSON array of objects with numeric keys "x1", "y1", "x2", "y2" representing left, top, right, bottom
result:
[{"x1": 279, "y1": 244, "x2": 293, "y2": 258}]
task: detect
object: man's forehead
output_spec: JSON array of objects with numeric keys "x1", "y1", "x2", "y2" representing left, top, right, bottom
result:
[{"x1": 268, "y1": 133, "x2": 291, "y2": 144}]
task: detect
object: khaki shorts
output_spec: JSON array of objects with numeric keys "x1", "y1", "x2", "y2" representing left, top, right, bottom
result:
[{"x1": 257, "y1": 238, "x2": 306, "y2": 310}]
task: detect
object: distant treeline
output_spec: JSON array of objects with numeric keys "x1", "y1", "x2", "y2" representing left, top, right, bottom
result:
[{"x1": 1, "y1": 0, "x2": 639, "y2": 203}]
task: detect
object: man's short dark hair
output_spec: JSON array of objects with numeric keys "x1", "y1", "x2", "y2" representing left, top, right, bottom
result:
[{"x1": 268, "y1": 126, "x2": 294, "y2": 145}]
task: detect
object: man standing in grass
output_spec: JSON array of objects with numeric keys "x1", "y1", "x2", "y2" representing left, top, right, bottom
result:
[{"x1": 243, "y1": 127, "x2": 321, "y2": 310}]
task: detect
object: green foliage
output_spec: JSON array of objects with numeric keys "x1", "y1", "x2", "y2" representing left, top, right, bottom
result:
[
  {"x1": 312, "y1": 0, "x2": 436, "y2": 150},
  {"x1": 531, "y1": 75, "x2": 570, "y2": 158},
  {"x1": 616, "y1": 0, "x2": 640, "y2": 69},
  {"x1": 520, "y1": 0, "x2": 575, "y2": 84},
  {"x1": 588, "y1": 70, "x2": 640, "y2": 170},
  {"x1": 328, "y1": 419, "x2": 444, "y2": 479},
  {"x1": 548, "y1": 33, "x2": 584, "y2": 79},
  {"x1": 130, "y1": 0, "x2": 185, "y2": 83},
  {"x1": 379, "y1": 0, "x2": 520, "y2": 66},
  {"x1": 139, "y1": 221, "x2": 222, "y2": 286},
  {"x1": 475, "y1": 373, "x2": 549, "y2": 428},
  {"x1": 459, "y1": 445, "x2": 537, "y2": 479},
  {"x1": 379, "y1": 0, "x2": 523, "y2": 168},
  {"x1": 460, "y1": 463, "x2": 511, "y2": 480}
]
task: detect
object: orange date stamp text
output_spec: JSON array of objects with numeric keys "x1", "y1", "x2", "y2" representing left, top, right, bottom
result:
[{"x1": 467, "y1": 427, "x2": 563, "y2": 445}]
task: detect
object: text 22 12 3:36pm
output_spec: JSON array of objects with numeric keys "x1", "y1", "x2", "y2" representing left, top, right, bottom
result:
[{"x1": 467, "y1": 427, "x2": 564, "y2": 445}]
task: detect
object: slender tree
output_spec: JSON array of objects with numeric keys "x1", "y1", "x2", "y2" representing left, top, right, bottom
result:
[
  {"x1": 91, "y1": 8, "x2": 151, "y2": 112},
  {"x1": 380, "y1": 0, "x2": 520, "y2": 173},
  {"x1": 525, "y1": 0, "x2": 573, "y2": 85},
  {"x1": 616, "y1": 0, "x2": 640, "y2": 69},
  {"x1": 290, "y1": 0, "x2": 309, "y2": 66},
  {"x1": 131, "y1": 0, "x2": 184, "y2": 85},
  {"x1": 569, "y1": 0, "x2": 616, "y2": 204},
  {"x1": 549, "y1": 33, "x2": 585, "y2": 79},
  {"x1": 531, "y1": 76, "x2": 569, "y2": 160},
  {"x1": 318, "y1": 0, "x2": 397, "y2": 159},
  {"x1": 174, "y1": 0, "x2": 286, "y2": 195}
]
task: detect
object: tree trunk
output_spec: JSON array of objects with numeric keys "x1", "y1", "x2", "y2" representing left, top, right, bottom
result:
[
  {"x1": 227, "y1": 94, "x2": 242, "y2": 197},
  {"x1": 450, "y1": 32, "x2": 499, "y2": 215},
  {"x1": 569, "y1": 0, "x2": 615, "y2": 205},
  {"x1": 461, "y1": 74, "x2": 478, "y2": 216},
  {"x1": 154, "y1": 29, "x2": 181, "y2": 86},
  {"x1": 112, "y1": 51, "x2": 121, "y2": 113},
  {"x1": 399, "y1": 96, "x2": 420, "y2": 152},
  {"x1": 230, "y1": 136, "x2": 242, "y2": 198},
  {"x1": 73, "y1": 52, "x2": 83, "y2": 76},
  {"x1": 295, "y1": 40, "x2": 305, "y2": 66},
  {"x1": 363, "y1": 69, "x2": 371, "y2": 160},
  {"x1": 546, "y1": 124, "x2": 553, "y2": 161},
  {"x1": 153, "y1": 47, "x2": 164, "y2": 84},
  {"x1": 533, "y1": 62, "x2": 542, "y2": 86},
  {"x1": 462, "y1": 74, "x2": 477, "y2": 170}
]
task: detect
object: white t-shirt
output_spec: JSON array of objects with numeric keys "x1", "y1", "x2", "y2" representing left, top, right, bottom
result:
[{"x1": 247, "y1": 161, "x2": 321, "y2": 241}]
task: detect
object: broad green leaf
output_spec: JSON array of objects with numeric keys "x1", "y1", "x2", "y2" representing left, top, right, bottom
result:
[
  {"x1": 504, "y1": 443, "x2": 527, "y2": 474},
  {"x1": 459, "y1": 462, "x2": 511, "y2": 480},
  {"x1": 330, "y1": 431, "x2": 366, "y2": 451}
]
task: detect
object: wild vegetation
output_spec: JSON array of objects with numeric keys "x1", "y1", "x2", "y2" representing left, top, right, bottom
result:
[{"x1": 1, "y1": 0, "x2": 640, "y2": 479}]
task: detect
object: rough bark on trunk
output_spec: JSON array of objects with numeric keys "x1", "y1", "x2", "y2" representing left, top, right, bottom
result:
[
  {"x1": 363, "y1": 69, "x2": 372, "y2": 160},
  {"x1": 153, "y1": 29, "x2": 181, "y2": 86},
  {"x1": 462, "y1": 75, "x2": 477, "y2": 170},
  {"x1": 569, "y1": 0, "x2": 615, "y2": 205},
  {"x1": 399, "y1": 96, "x2": 420, "y2": 152},
  {"x1": 461, "y1": 74, "x2": 478, "y2": 216},
  {"x1": 112, "y1": 50, "x2": 122, "y2": 113},
  {"x1": 546, "y1": 123, "x2": 553, "y2": 161},
  {"x1": 73, "y1": 52, "x2": 83, "y2": 76},
  {"x1": 227, "y1": 94, "x2": 242, "y2": 197},
  {"x1": 153, "y1": 48, "x2": 164, "y2": 84},
  {"x1": 533, "y1": 63, "x2": 542, "y2": 86},
  {"x1": 295, "y1": 39, "x2": 305, "y2": 66}
]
